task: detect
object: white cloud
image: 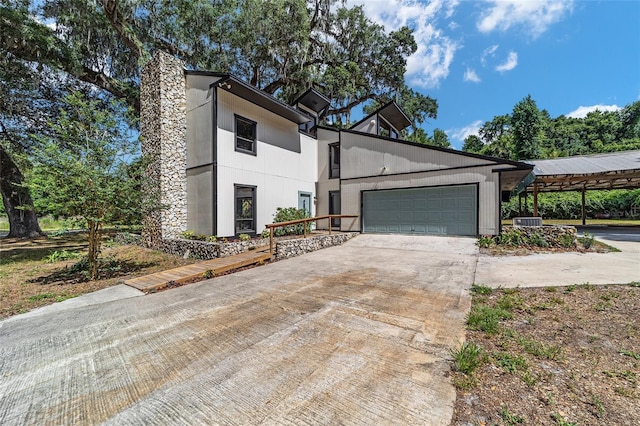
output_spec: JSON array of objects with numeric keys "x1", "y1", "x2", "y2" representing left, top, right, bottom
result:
[
  {"x1": 566, "y1": 104, "x2": 621, "y2": 119},
  {"x1": 477, "y1": 0, "x2": 574, "y2": 39},
  {"x1": 348, "y1": 0, "x2": 462, "y2": 88},
  {"x1": 480, "y1": 44, "x2": 499, "y2": 66},
  {"x1": 464, "y1": 68, "x2": 481, "y2": 83},
  {"x1": 495, "y1": 51, "x2": 518, "y2": 72},
  {"x1": 449, "y1": 120, "x2": 484, "y2": 142}
]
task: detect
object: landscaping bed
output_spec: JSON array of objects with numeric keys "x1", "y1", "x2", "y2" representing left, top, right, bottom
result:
[{"x1": 452, "y1": 283, "x2": 640, "y2": 426}]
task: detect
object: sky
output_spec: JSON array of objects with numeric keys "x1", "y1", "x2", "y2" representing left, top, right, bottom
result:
[{"x1": 348, "y1": 0, "x2": 640, "y2": 150}]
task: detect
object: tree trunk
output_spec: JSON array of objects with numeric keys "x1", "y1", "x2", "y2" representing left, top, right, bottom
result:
[
  {"x1": 87, "y1": 220, "x2": 102, "y2": 280},
  {"x1": 0, "y1": 145, "x2": 44, "y2": 238}
]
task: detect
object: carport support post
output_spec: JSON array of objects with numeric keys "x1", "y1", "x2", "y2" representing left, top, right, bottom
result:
[
  {"x1": 533, "y1": 183, "x2": 539, "y2": 217},
  {"x1": 581, "y1": 186, "x2": 586, "y2": 225}
]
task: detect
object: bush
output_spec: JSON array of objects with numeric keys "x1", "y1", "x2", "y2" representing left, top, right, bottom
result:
[
  {"x1": 578, "y1": 232, "x2": 594, "y2": 249},
  {"x1": 238, "y1": 233, "x2": 250, "y2": 241},
  {"x1": 476, "y1": 235, "x2": 494, "y2": 248},
  {"x1": 272, "y1": 207, "x2": 311, "y2": 236}
]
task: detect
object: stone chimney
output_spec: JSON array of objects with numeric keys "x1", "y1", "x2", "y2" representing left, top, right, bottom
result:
[{"x1": 140, "y1": 51, "x2": 187, "y2": 245}]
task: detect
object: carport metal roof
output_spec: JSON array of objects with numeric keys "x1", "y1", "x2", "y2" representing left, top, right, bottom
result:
[
  {"x1": 518, "y1": 149, "x2": 640, "y2": 193},
  {"x1": 515, "y1": 149, "x2": 640, "y2": 223}
]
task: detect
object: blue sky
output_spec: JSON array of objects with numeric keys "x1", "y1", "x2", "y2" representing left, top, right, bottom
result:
[{"x1": 350, "y1": 0, "x2": 640, "y2": 149}]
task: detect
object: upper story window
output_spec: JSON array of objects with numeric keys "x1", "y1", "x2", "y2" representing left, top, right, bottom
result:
[
  {"x1": 329, "y1": 143, "x2": 340, "y2": 179},
  {"x1": 235, "y1": 115, "x2": 257, "y2": 155},
  {"x1": 379, "y1": 117, "x2": 398, "y2": 139}
]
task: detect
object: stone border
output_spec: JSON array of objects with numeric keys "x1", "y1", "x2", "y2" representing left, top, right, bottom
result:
[
  {"x1": 114, "y1": 232, "x2": 359, "y2": 260},
  {"x1": 503, "y1": 225, "x2": 577, "y2": 247},
  {"x1": 275, "y1": 233, "x2": 358, "y2": 260}
]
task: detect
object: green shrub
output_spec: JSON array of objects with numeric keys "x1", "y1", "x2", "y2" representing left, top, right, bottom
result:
[
  {"x1": 239, "y1": 233, "x2": 251, "y2": 241},
  {"x1": 272, "y1": 207, "x2": 311, "y2": 236},
  {"x1": 206, "y1": 235, "x2": 217, "y2": 242},
  {"x1": 560, "y1": 233, "x2": 576, "y2": 248},
  {"x1": 476, "y1": 235, "x2": 494, "y2": 248},
  {"x1": 496, "y1": 228, "x2": 525, "y2": 246},
  {"x1": 181, "y1": 230, "x2": 195, "y2": 240},
  {"x1": 260, "y1": 229, "x2": 271, "y2": 238},
  {"x1": 528, "y1": 232, "x2": 549, "y2": 248},
  {"x1": 578, "y1": 232, "x2": 595, "y2": 249}
]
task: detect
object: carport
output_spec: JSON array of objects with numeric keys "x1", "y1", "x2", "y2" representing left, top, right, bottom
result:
[{"x1": 517, "y1": 149, "x2": 640, "y2": 224}]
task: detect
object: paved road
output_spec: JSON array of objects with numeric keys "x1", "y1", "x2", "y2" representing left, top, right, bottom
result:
[{"x1": 0, "y1": 235, "x2": 478, "y2": 426}]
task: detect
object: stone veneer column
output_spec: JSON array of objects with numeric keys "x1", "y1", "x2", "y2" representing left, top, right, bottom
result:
[{"x1": 140, "y1": 51, "x2": 187, "y2": 245}]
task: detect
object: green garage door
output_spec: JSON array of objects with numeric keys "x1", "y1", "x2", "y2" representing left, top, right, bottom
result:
[{"x1": 362, "y1": 185, "x2": 478, "y2": 236}]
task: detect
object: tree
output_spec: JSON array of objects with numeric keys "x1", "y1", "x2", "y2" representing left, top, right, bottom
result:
[
  {"x1": 427, "y1": 128, "x2": 451, "y2": 148},
  {"x1": 2, "y1": 0, "x2": 428, "y2": 237},
  {"x1": 511, "y1": 95, "x2": 543, "y2": 160},
  {"x1": 30, "y1": 92, "x2": 140, "y2": 279},
  {"x1": 462, "y1": 135, "x2": 483, "y2": 153}
]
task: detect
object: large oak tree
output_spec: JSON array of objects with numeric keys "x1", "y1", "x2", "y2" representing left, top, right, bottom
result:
[{"x1": 1, "y1": 0, "x2": 436, "y2": 237}]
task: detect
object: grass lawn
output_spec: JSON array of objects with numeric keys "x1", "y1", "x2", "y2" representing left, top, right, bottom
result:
[
  {"x1": 452, "y1": 283, "x2": 640, "y2": 426},
  {"x1": 0, "y1": 232, "x2": 194, "y2": 319}
]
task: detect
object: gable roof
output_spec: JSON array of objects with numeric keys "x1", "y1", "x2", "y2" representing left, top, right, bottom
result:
[{"x1": 185, "y1": 71, "x2": 312, "y2": 125}]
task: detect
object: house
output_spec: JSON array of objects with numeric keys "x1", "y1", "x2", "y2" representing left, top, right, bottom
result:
[{"x1": 140, "y1": 52, "x2": 533, "y2": 242}]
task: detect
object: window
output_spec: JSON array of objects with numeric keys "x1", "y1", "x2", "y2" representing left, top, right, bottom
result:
[
  {"x1": 329, "y1": 143, "x2": 340, "y2": 179},
  {"x1": 379, "y1": 118, "x2": 398, "y2": 139},
  {"x1": 329, "y1": 191, "x2": 341, "y2": 228},
  {"x1": 235, "y1": 185, "x2": 256, "y2": 234},
  {"x1": 235, "y1": 115, "x2": 257, "y2": 155}
]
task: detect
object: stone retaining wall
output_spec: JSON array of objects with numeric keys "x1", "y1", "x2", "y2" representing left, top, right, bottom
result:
[
  {"x1": 504, "y1": 225, "x2": 577, "y2": 247},
  {"x1": 275, "y1": 233, "x2": 358, "y2": 260},
  {"x1": 116, "y1": 232, "x2": 358, "y2": 260}
]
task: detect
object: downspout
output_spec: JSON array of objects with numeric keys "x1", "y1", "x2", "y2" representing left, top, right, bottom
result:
[{"x1": 212, "y1": 84, "x2": 218, "y2": 237}]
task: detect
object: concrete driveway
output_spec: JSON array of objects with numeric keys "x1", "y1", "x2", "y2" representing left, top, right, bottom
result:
[
  {"x1": 0, "y1": 235, "x2": 478, "y2": 426},
  {"x1": 475, "y1": 227, "x2": 640, "y2": 288}
]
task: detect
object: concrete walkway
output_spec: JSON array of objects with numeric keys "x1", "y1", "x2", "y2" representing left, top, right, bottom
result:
[
  {"x1": 475, "y1": 229, "x2": 640, "y2": 288},
  {"x1": 0, "y1": 235, "x2": 477, "y2": 426}
]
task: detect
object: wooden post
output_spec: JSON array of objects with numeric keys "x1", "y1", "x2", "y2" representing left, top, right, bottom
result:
[
  {"x1": 532, "y1": 184, "x2": 538, "y2": 217},
  {"x1": 581, "y1": 186, "x2": 586, "y2": 225},
  {"x1": 269, "y1": 226, "x2": 274, "y2": 257},
  {"x1": 304, "y1": 218, "x2": 307, "y2": 238},
  {"x1": 518, "y1": 193, "x2": 522, "y2": 216},
  {"x1": 329, "y1": 216, "x2": 332, "y2": 235}
]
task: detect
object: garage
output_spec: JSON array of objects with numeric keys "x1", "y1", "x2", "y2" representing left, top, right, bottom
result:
[{"x1": 361, "y1": 184, "x2": 478, "y2": 236}]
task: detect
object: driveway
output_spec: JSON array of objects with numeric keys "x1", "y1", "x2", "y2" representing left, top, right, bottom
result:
[
  {"x1": 0, "y1": 235, "x2": 478, "y2": 426},
  {"x1": 475, "y1": 227, "x2": 640, "y2": 288}
]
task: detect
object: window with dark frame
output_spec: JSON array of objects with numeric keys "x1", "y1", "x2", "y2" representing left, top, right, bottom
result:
[
  {"x1": 329, "y1": 191, "x2": 341, "y2": 228},
  {"x1": 379, "y1": 118, "x2": 398, "y2": 139},
  {"x1": 329, "y1": 143, "x2": 340, "y2": 179},
  {"x1": 235, "y1": 115, "x2": 257, "y2": 154},
  {"x1": 235, "y1": 185, "x2": 256, "y2": 234}
]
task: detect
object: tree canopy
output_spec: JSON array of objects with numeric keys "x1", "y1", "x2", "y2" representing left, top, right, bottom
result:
[
  {"x1": 464, "y1": 95, "x2": 640, "y2": 160},
  {"x1": 1, "y1": 0, "x2": 440, "y2": 237}
]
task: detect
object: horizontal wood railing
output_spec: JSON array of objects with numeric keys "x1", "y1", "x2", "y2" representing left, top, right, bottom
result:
[{"x1": 264, "y1": 214, "x2": 358, "y2": 256}]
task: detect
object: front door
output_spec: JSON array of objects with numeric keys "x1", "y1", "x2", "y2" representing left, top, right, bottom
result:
[{"x1": 298, "y1": 192, "x2": 312, "y2": 216}]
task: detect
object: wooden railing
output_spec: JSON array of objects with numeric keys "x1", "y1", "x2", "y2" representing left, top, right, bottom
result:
[{"x1": 264, "y1": 214, "x2": 358, "y2": 255}]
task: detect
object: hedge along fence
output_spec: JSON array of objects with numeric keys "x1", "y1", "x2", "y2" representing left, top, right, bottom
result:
[{"x1": 503, "y1": 189, "x2": 640, "y2": 219}]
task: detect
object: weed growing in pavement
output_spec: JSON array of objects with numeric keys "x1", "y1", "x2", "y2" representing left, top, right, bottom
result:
[{"x1": 451, "y1": 342, "x2": 483, "y2": 375}]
